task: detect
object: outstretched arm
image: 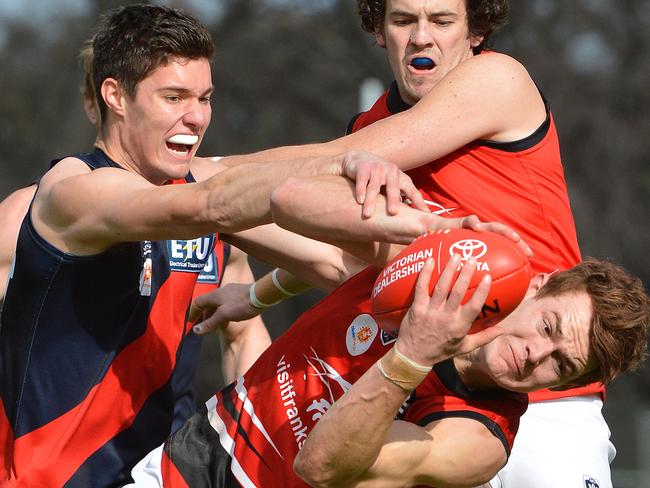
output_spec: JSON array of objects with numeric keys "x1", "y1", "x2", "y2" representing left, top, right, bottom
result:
[
  {"x1": 271, "y1": 175, "x2": 532, "y2": 266},
  {"x1": 33, "y1": 149, "x2": 423, "y2": 255},
  {"x1": 294, "y1": 258, "x2": 507, "y2": 487},
  {"x1": 222, "y1": 54, "x2": 545, "y2": 173},
  {"x1": 224, "y1": 224, "x2": 367, "y2": 291},
  {"x1": 190, "y1": 267, "x2": 312, "y2": 337}
]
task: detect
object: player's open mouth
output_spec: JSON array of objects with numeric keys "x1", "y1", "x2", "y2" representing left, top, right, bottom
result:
[
  {"x1": 166, "y1": 134, "x2": 199, "y2": 156},
  {"x1": 410, "y1": 57, "x2": 435, "y2": 71}
]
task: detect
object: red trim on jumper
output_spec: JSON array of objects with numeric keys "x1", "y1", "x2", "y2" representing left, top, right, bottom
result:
[{"x1": 8, "y1": 272, "x2": 196, "y2": 486}]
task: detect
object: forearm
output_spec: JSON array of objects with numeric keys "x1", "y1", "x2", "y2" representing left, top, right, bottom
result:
[
  {"x1": 191, "y1": 267, "x2": 312, "y2": 337},
  {"x1": 295, "y1": 347, "x2": 429, "y2": 487},
  {"x1": 271, "y1": 176, "x2": 432, "y2": 246},
  {"x1": 224, "y1": 225, "x2": 366, "y2": 291},
  {"x1": 201, "y1": 155, "x2": 344, "y2": 234},
  {"x1": 250, "y1": 268, "x2": 312, "y2": 308},
  {"x1": 220, "y1": 142, "x2": 338, "y2": 166}
]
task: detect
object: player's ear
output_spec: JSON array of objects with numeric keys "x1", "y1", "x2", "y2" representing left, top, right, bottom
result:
[
  {"x1": 101, "y1": 78, "x2": 126, "y2": 117},
  {"x1": 524, "y1": 272, "x2": 551, "y2": 299},
  {"x1": 83, "y1": 96, "x2": 100, "y2": 128},
  {"x1": 469, "y1": 33, "x2": 484, "y2": 50},
  {"x1": 374, "y1": 24, "x2": 387, "y2": 48}
]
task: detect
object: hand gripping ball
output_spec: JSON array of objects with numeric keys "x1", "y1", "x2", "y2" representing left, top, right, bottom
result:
[{"x1": 370, "y1": 228, "x2": 531, "y2": 336}]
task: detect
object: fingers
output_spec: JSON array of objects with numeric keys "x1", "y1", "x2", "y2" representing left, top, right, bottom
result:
[
  {"x1": 345, "y1": 153, "x2": 427, "y2": 218},
  {"x1": 412, "y1": 258, "x2": 435, "y2": 306},
  {"x1": 193, "y1": 311, "x2": 226, "y2": 335},
  {"x1": 460, "y1": 214, "x2": 483, "y2": 230},
  {"x1": 467, "y1": 218, "x2": 534, "y2": 258},
  {"x1": 444, "y1": 257, "x2": 478, "y2": 310},
  {"x1": 463, "y1": 274, "x2": 491, "y2": 314},
  {"x1": 504, "y1": 231, "x2": 532, "y2": 257},
  {"x1": 428, "y1": 254, "x2": 461, "y2": 308},
  {"x1": 384, "y1": 168, "x2": 401, "y2": 216},
  {"x1": 457, "y1": 323, "x2": 505, "y2": 355},
  {"x1": 401, "y1": 181, "x2": 429, "y2": 213},
  {"x1": 354, "y1": 164, "x2": 370, "y2": 207},
  {"x1": 189, "y1": 289, "x2": 223, "y2": 323},
  {"x1": 362, "y1": 174, "x2": 381, "y2": 218},
  {"x1": 188, "y1": 302, "x2": 202, "y2": 324}
]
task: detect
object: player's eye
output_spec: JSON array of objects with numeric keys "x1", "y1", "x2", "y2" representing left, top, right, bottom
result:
[{"x1": 393, "y1": 17, "x2": 413, "y2": 26}]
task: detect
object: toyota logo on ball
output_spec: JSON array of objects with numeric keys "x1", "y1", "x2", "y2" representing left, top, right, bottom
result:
[{"x1": 449, "y1": 239, "x2": 488, "y2": 261}]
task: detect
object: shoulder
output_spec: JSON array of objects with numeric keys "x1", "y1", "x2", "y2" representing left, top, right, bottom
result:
[
  {"x1": 465, "y1": 51, "x2": 529, "y2": 74},
  {"x1": 0, "y1": 186, "x2": 37, "y2": 258},
  {"x1": 0, "y1": 186, "x2": 37, "y2": 224},
  {"x1": 450, "y1": 52, "x2": 534, "y2": 91},
  {"x1": 38, "y1": 156, "x2": 95, "y2": 192},
  {"x1": 34, "y1": 156, "x2": 145, "y2": 233}
]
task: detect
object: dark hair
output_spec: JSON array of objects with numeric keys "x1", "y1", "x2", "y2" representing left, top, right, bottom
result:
[
  {"x1": 537, "y1": 258, "x2": 650, "y2": 387},
  {"x1": 357, "y1": 0, "x2": 509, "y2": 53},
  {"x1": 79, "y1": 39, "x2": 95, "y2": 103},
  {"x1": 92, "y1": 4, "x2": 214, "y2": 120}
]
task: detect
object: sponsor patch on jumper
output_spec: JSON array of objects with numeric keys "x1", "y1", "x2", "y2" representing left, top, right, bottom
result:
[
  {"x1": 167, "y1": 235, "x2": 215, "y2": 273},
  {"x1": 197, "y1": 251, "x2": 219, "y2": 284},
  {"x1": 346, "y1": 314, "x2": 378, "y2": 356},
  {"x1": 380, "y1": 330, "x2": 397, "y2": 346}
]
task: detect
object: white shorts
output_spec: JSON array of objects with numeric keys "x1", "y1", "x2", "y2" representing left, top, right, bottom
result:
[
  {"x1": 125, "y1": 445, "x2": 164, "y2": 487},
  {"x1": 488, "y1": 395, "x2": 615, "y2": 488}
]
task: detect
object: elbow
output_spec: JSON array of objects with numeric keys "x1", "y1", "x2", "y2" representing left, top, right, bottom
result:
[
  {"x1": 270, "y1": 177, "x2": 307, "y2": 229},
  {"x1": 294, "y1": 451, "x2": 335, "y2": 488}
]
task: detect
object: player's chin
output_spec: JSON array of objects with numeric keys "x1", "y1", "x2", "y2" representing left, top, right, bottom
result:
[
  {"x1": 164, "y1": 159, "x2": 192, "y2": 180},
  {"x1": 497, "y1": 379, "x2": 532, "y2": 393}
]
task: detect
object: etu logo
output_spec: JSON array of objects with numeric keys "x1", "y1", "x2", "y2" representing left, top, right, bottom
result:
[
  {"x1": 198, "y1": 252, "x2": 218, "y2": 284},
  {"x1": 167, "y1": 235, "x2": 215, "y2": 273}
]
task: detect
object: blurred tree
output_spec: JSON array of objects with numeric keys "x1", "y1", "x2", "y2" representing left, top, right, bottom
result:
[
  {"x1": 0, "y1": 18, "x2": 95, "y2": 194},
  {"x1": 201, "y1": 0, "x2": 392, "y2": 158},
  {"x1": 503, "y1": 0, "x2": 649, "y2": 284}
]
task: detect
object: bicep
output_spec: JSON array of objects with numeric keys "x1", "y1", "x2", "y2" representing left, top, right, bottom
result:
[
  {"x1": 324, "y1": 56, "x2": 543, "y2": 171},
  {"x1": 359, "y1": 417, "x2": 507, "y2": 488},
  {"x1": 33, "y1": 161, "x2": 213, "y2": 254}
]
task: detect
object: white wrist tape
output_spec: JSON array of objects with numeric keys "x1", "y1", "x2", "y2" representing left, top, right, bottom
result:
[
  {"x1": 393, "y1": 345, "x2": 433, "y2": 372},
  {"x1": 248, "y1": 282, "x2": 278, "y2": 310},
  {"x1": 271, "y1": 268, "x2": 300, "y2": 297}
]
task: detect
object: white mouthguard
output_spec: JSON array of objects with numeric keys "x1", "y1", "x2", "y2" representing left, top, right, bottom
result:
[{"x1": 168, "y1": 134, "x2": 199, "y2": 145}]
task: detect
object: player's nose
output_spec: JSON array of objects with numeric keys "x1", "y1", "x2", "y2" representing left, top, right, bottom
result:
[
  {"x1": 409, "y1": 22, "x2": 434, "y2": 47},
  {"x1": 183, "y1": 99, "x2": 210, "y2": 129},
  {"x1": 526, "y1": 339, "x2": 554, "y2": 365}
]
